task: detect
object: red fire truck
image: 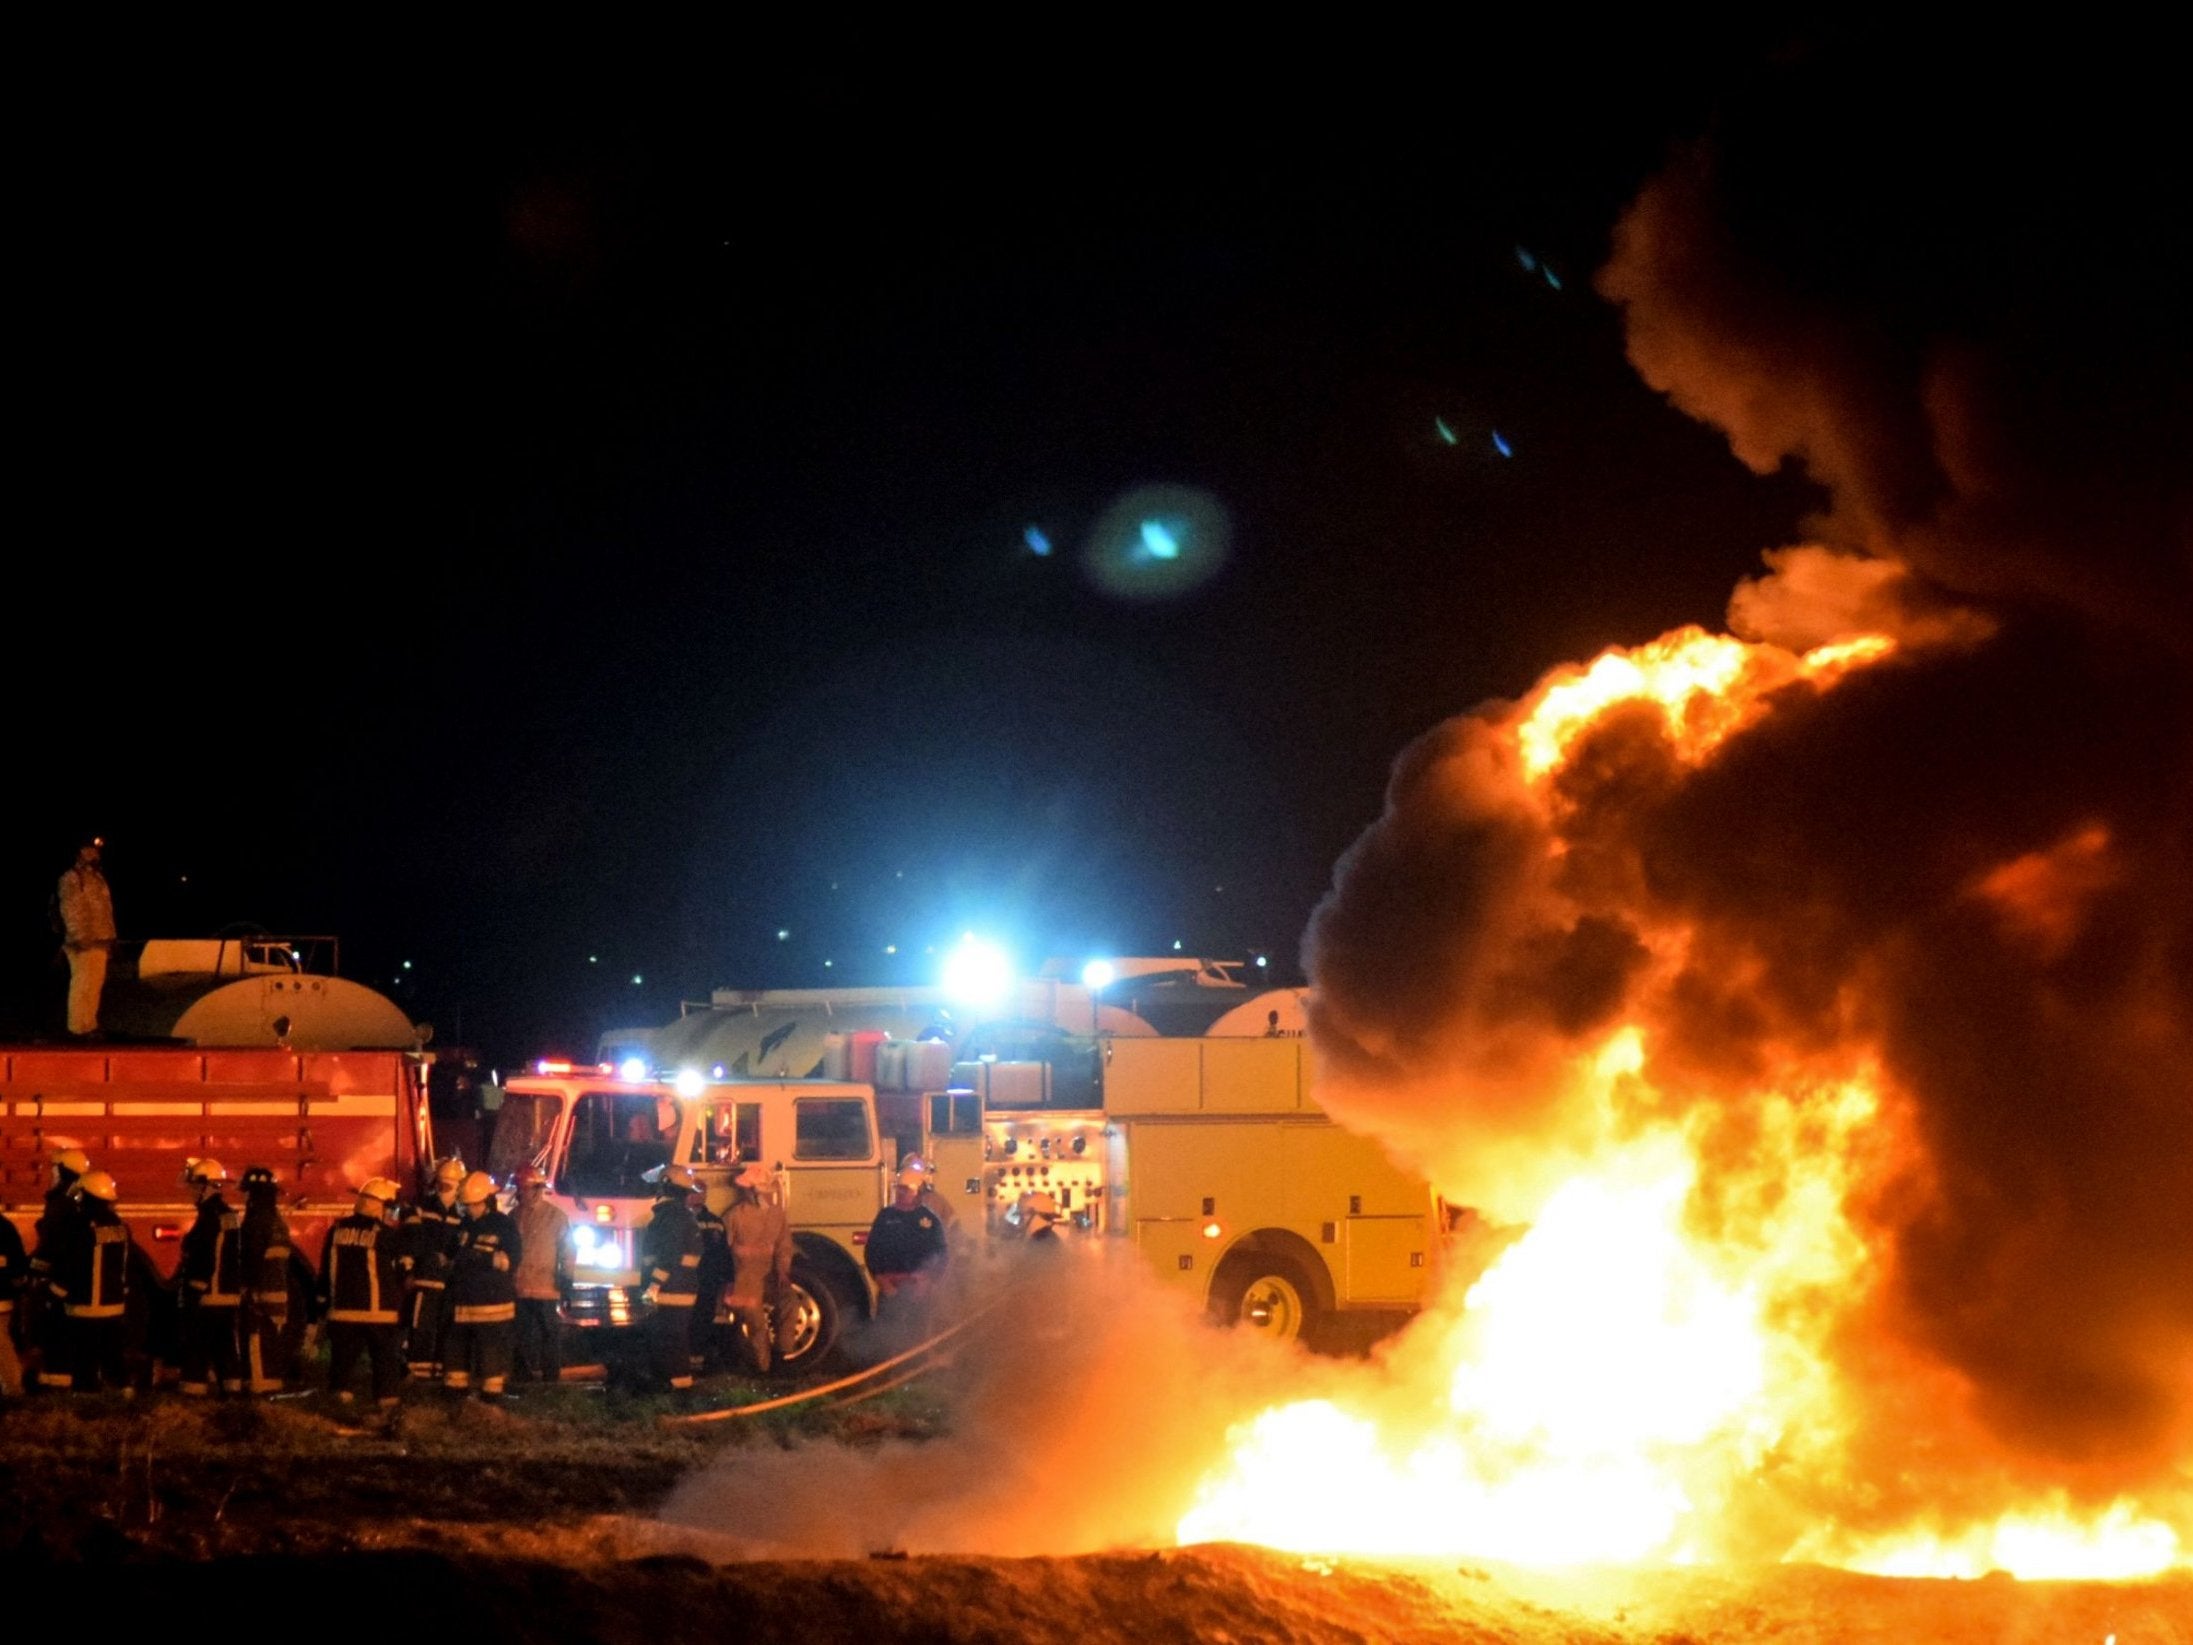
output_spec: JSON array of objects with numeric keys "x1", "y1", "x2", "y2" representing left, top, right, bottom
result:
[{"x1": 1, "y1": 1044, "x2": 435, "y2": 1279}]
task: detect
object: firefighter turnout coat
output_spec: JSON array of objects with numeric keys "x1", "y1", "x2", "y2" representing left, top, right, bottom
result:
[
  {"x1": 319, "y1": 1212, "x2": 405, "y2": 1326},
  {"x1": 449, "y1": 1207, "x2": 521, "y2": 1328},
  {"x1": 51, "y1": 1201, "x2": 129, "y2": 1322}
]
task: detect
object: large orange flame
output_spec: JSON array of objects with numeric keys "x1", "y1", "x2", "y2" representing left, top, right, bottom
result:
[{"x1": 1180, "y1": 621, "x2": 2188, "y2": 1577}]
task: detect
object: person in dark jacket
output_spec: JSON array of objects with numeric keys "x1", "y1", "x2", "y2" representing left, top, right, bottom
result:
[
  {"x1": 50, "y1": 1171, "x2": 131, "y2": 1393},
  {"x1": 444, "y1": 1171, "x2": 521, "y2": 1402},
  {"x1": 319, "y1": 1177, "x2": 408, "y2": 1415},
  {"x1": 0, "y1": 1207, "x2": 27, "y2": 1399},
  {"x1": 238, "y1": 1165, "x2": 295, "y2": 1397},
  {"x1": 25, "y1": 1141, "x2": 91, "y2": 1392},
  {"x1": 400, "y1": 1157, "x2": 467, "y2": 1383},
  {"x1": 690, "y1": 1181, "x2": 731, "y2": 1375},
  {"x1": 636, "y1": 1165, "x2": 704, "y2": 1396},
  {"x1": 864, "y1": 1167, "x2": 949, "y2": 1336},
  {"x1": 176, "y1": 1158, "x2": 244, "y2": 1397}
]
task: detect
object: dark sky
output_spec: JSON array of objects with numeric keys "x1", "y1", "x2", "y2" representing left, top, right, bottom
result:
[{"x1": 16, "y1": 29, "x2": 1828, "y2": 1063}]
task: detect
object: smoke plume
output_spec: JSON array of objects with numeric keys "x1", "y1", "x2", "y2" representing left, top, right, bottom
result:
[{"x1": 1307, "y1": 35, "x2": 2193, "y2": 1525}]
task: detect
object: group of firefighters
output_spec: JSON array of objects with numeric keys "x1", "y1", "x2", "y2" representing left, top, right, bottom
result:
[
  {"x1": 0, "y1": 1140, "x2": 805, "y2": 1419},
  {"x1": 1, "y1": 1140, "x2": 1068, "y2": 1417}
]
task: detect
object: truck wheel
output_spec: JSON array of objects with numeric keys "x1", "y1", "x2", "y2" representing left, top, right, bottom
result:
[
  {"x1": 773, "y1": 1259, "x2": 846, "y2": 1375},
  {"x1": 1211, "y1": 1255, "x2": 1319, "y2": 1344}
]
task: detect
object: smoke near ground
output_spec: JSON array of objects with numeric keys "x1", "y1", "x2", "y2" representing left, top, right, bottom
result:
[
  {"x1": 1307, "y1": 30, "x2": 2193, "y2": 1531},
  {"x1": 660, "y1": 1247, "x2": 1363, "y2": 1558}
]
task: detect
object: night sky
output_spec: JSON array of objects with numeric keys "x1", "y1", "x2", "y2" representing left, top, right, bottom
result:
[{"x1": 11, "y1": 28, "x2": 1981, "y2": 1064}]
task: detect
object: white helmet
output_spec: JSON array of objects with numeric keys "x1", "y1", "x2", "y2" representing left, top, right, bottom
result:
[
  {"x1": 894, "y1": 1166, "x2": 927, "y2": 1192},
  {"x1": 458, "y1": 1170, "x2": 499, "y2": 1206},
  {"x1": 734, "y1": 1162, "x2": 773, "y2": 1193},
  {"x1": 899, "y1": 1153, "x2": 935, "y2": 1180}
]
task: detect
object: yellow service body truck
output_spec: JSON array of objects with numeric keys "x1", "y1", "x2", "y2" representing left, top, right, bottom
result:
[{"x1": 937, "y1": 1035, "x2": 1443, "y2": 1342}]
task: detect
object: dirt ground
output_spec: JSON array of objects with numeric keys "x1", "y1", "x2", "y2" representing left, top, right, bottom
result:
[{"x1": 5, "y1": 1387, "x2": 2190, "y2": 1641}]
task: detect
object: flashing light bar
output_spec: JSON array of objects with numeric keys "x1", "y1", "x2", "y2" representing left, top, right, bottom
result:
[{"x1": 534, "y1": 1060, "x2": 614, "y2": 1076}]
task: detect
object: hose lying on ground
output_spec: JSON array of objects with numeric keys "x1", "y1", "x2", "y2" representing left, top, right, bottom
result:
[{"x1": 662, "y1": 1299, "x2": 1000, "y2": 1426}]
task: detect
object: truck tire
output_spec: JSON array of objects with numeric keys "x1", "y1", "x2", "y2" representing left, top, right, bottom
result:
[
  {"x1": 1210, "y1": 1253, "x2": 1321, "y2": 1345},
  {"x1": 773, "y1": 1256, "x2": 847, "y2": 1375}
]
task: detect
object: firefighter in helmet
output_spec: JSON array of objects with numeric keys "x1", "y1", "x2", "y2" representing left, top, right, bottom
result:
[
  {"x1": 636, "y1": 1163, "x2": 704, "y2": 1396},
  {"x1": 689, "y1": 1167, "x2": 731, "y2": 1377},
  {"x1": 25, "y1": 1140, "x2": 92, "y2": 1391},
  {"x1": 50, "y1": 1170, "x2": 131, "y2": 1393},
  {"x1": 238, "y1": 1164, "x2": 294, "y2": 1396},
  {"x1": 864, "y1": 1165, "x2": 949, "y2": 1336},
  {"x1": 510, "y1": 1165, "x2": 573, "y2": 1386},
  {"x1": 401, "y1": 1156, "x2": 468, "y2": 1382},
  {"x1": 177, "y1": 1158, "x2": 245, "y2": 1397},
  {"x1": 444, "y1": 1171, "x2": 521, "y2": 1402},
  {"x1": 724, "y1": 1162, "x2": 794, "y2": 1376},
  {"x1": 319, "y1": 1177, "x2": 408, "y2": 1414}
]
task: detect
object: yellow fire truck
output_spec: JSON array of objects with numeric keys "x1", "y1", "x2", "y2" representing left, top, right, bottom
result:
[{"x1": 934, "y1": 1035, "x2": 1444, "y2": 1342}]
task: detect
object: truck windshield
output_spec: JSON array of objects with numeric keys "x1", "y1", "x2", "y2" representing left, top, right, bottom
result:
[
  {"x1": 563, "y1": 1090, "x2": 679, "y2": 1197},
  {"x1": 486, "y1": 1093, "x2": 561, "y2": 1179}
]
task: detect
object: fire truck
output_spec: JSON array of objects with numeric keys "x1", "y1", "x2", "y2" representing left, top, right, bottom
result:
[
  {"x1": 1, "y1": 937, "x2": 435, "y2": 1289},
  {"x1": 935, "y1": 1034, "x2": 1445, "y2": 1342},
  {"x1": 482, "y1": 1064, "x2": 886, "y2": 1372},
  {"x1": 489, "y1": 1031, "x2": 1444, "y2": 1371}
]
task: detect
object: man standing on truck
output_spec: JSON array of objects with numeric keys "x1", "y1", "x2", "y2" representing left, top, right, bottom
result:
[
  {"x1": 177, "y1": 1158, "x2": 245, "y2": 1398},
  {"x1": 55, "y1": 836, "x2": 116, "y2": 1037},
  {"x1": 510, "y1": 1166, "x2": 572, "y2": 1387},
  {"x1": 724, "y1": 1163, "x2": 793, "y2": 1376},
  {"x1": 636, "y1": 1164, "x2": 704, "y2": 1397}
]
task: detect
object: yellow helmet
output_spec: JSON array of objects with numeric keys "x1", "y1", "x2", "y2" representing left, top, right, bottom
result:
[
  {"x1": 76, "y1": 1170, "x2": 120, "y2": 1203},
  {"x1": 357, "y1": 1177, "x2": 401, "y2": 1210},
  {"x1": 734, "y1": 1162, "x2": 773, "y2": 1193},
  {"x1": 51, "y1": 1144, "x2": 92, "y2": 1178},
  {"x1": 182, "y1": 1157, "x2": 230, "y2": 1187},
  {"x1": 433, "y1": 1157, "x2": 467, "y2": 1188},
  {"x1": 458, "y1": 1170, "x2": 499, "y2": 1206}
]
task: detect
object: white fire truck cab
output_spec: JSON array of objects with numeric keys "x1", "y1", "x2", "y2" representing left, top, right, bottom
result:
[{"x1": 484, "y1": 1063, "x2": 886, "y2": 1370}]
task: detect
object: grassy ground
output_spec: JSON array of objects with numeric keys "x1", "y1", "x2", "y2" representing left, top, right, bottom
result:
[{"x1": 0, "y1": 1361, "x2": 950, "y2": 1562}]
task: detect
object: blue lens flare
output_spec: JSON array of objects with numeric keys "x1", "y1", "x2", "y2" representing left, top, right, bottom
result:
[
  {"x1": 1024, "y1": 526, "x2": 1052, "y2": 557},
  {"x1": 1082, "y1": 484, "x2": 1229, "y2": 602}
]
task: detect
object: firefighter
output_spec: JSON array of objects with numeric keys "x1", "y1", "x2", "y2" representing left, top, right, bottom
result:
[
  {"x1": 0, "y1": 1203, "x2": 26, "y2": 1399},
  {"x1": 177, "y1": 1158, "x2": 245, "y2": 1397},
  {"x1": 238, "y1": 1165, "x2": 295, "y2": 1396},
  {"x1": 400, "y1": 1157, "x2": 467, "y2": 1383},
  {"x1": 690, "y1": 1173, "x2": 731, "y2": 1376},
  {"x1": 636, "y1": 1164, "x2": 704, "y2": 1396},
  {"x1": 897, "y1": 1153, "x2": 959, "y2": 1238},
  {"x1": 724, "y1": 1162, "x2": 793, "y2": 1376},
  {"x1": 510, "y1": 1166, "x2": 572, "y2": 1386},
  {"x1": 55, "y1": 835, "x2": 116, "y2": 1037},
  {"x1": 319, "y1": 1177, "x2": 407, "y2": 1415},
  {"x1": 1017, "y1": 1190, "x2": 1064, "y2": 1244},
  {"x1": 444, "y1": 1171, "x2": 521, "y2": 1402},
  {"x1": 50, "y1": 1170, "x2": 131, "y2": 1393},
  {"x1": 26, "y1": 1141, "x2": 92, "y2": 1392},
  {"x1": 864, "y1": 1166, "x2": 948, "y2": 1335}
]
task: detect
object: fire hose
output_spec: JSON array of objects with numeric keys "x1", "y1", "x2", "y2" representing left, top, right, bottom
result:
[{"x1": 661, "y1": 1297, "x2": 1000, "y2": 1426}]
